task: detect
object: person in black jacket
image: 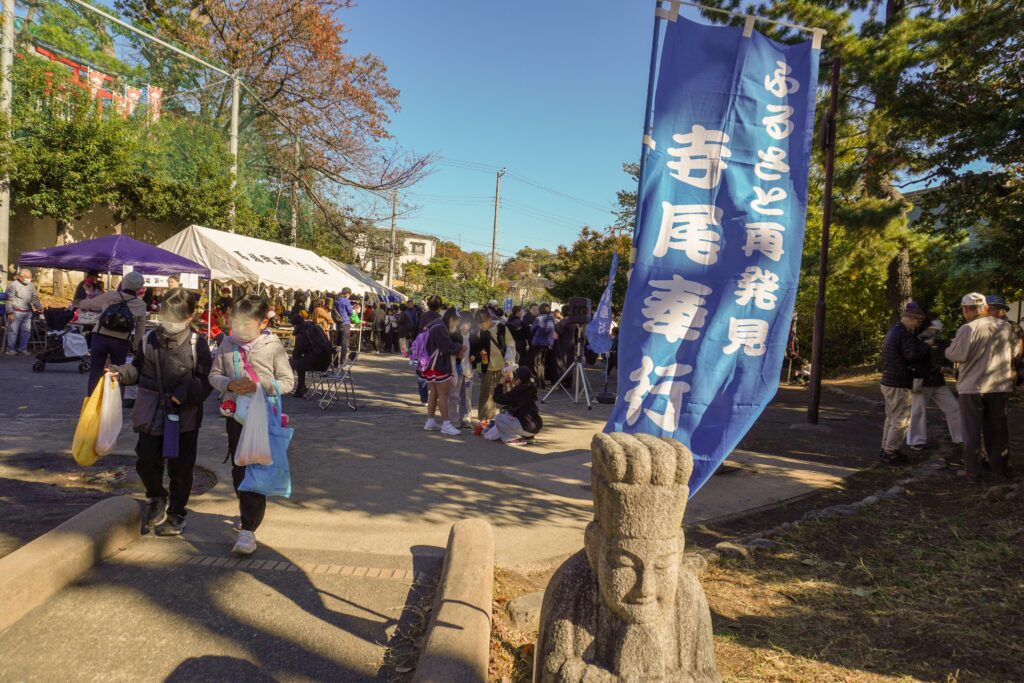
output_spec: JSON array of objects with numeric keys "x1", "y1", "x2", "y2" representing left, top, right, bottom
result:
[
  {"x1": 879, "y1": 303, "x2": 931, "y2": 464},
  {"x1": 423, "y1": 307, "x2": 465, "y2": 435},
  {"x1": 289, "y1": 313, "x2": 332, "y2": 398},
  {"x1": 108, "y1": 288, "x2": 213, "y2": 536},
  {"x1": 486, "y1": 366, "x2": 543, "y2": 445},
  {"x1": 506, "y1": 305, "x2": 531, "y2": 363}
]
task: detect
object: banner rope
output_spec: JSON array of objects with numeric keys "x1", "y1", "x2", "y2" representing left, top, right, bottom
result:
[{"x1": 655, "y1": 0, "x2": 826, "y2": 40}]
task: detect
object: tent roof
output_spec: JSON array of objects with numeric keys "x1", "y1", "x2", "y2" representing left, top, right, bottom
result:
[
  {"x1": 158, "y1": 225, "x2": 362, "y2": 292},
  {"x1": 19, "y1": 234, "x2": 210, "y2": 277}
]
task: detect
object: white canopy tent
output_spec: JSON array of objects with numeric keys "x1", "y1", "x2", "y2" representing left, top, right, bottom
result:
[{"x1": 158, "y1": 225, "x2": 363, "y2": 292}]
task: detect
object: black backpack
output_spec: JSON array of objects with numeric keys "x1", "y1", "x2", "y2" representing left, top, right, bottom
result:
[{"x1": 99, "y1": 294, "x2": 135, "y2": 334}]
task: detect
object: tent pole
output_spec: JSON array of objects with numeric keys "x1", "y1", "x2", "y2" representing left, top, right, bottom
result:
[{"x1": 207, "y1": 278, "x2": 212, "y2": 342}]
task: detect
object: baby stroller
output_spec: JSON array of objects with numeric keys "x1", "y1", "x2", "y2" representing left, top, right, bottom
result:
[{"x1": 33, "y1": 308, "x2": 90, "y2": 374}]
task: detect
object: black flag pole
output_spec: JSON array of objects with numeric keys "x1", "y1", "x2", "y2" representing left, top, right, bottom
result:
[{"x1": 807, "y1": 56, "x2": 842, "y2": 424}]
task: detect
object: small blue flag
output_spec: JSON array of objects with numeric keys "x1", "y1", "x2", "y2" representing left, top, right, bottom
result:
[{"x1": 586, "y1": 252, "x2": 619, "y2": 355}]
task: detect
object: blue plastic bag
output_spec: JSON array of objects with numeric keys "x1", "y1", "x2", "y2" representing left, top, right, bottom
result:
[{"x1": 238, "y1": 386, "x2": 293, "y2": 498}]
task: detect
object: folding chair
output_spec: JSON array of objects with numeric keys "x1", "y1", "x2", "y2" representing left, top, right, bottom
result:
[
  {"x1": 317, "y1": 348, "x2": 358, "y2": 411},
  {"x1": 307, "y1": 345, "x2": 345, "y2": 402}
]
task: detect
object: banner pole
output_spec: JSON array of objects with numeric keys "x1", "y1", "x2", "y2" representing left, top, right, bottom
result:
[
  {"x1": 807, "y1": 57, "x2": 841, "y2": 425},
  {"x1": 633, "y1": 3, "x2": 664, "y2": 248}
]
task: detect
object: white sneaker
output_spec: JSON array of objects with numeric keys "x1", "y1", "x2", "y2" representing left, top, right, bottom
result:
[
  {"x1": 4, "y1": 351, "x2": 15, "y2": 356},
  {"x1": 440, "y1": 422, "x2": 462, "y2": 436},
  {"x1": 232, "y1": 530, "x2": 257, "y2": 555},
  {"x1": 424, "y1": 418, "x2": 441, "y2": 431}
]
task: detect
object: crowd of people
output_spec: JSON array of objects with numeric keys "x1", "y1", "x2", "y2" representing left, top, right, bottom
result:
[
  {"x1": 4, "y1": 268, "x2": 610, "y2": 554},
  {"x1": 879, "y1": 293, "x2": 1023, "y2": 482}
]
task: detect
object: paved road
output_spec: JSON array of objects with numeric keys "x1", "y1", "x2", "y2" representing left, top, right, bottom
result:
[{"x1": 0, "y1": 350, "x2": 878, "y2": 681}]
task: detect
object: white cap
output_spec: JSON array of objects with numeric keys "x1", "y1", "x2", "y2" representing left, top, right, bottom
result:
[
  {"x1": 488, "y1": 299, "x2": 498, "y2": 306},
  {"x1": 961, "y1": 292, "x2": 986, "y2": 307},
  {"x1": 927, "y1": 319, "x2": 942, "y2": 331}
]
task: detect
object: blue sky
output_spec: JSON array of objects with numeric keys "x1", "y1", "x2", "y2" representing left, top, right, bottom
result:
[{"x1": 341, "y1": 1, "x2": 683, "y2": 257}]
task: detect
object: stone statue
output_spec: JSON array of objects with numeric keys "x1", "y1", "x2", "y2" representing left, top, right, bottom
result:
[{"x1": 534, "y1": 432, "x2": 720, "y2": 683}]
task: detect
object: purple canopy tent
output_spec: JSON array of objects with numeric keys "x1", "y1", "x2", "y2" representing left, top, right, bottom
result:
[{"x1": 18, "y1": 235, "x2": 210, "y2": 278}]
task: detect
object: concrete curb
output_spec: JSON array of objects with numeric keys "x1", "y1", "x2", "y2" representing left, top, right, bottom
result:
[
  {"x1": 0, "y1": 495, "x2": 141, "y2": 633},
  {"x1": 413, "y1": 518, "x2": 495, "y2": 683}
]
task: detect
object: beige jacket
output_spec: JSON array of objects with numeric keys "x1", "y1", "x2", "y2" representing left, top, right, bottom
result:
[
  {"x1": 210, "y1": 331, "x2": 295, "y2": 398},
  {"x1": 945, "y1": 316, "x2": 1015, "y2": 394},
  {"x1": 78, "y1": 289, "x2": 148, "y2": 349}
]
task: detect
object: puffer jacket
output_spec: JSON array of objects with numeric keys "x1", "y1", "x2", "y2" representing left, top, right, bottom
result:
[
  {"x1": 112, "y1": 327, "x2": 213, "y2": 434},
  {"x1": 210, "y1": 331, "x2": 295, "y2": 398},
  {"x1": 880, "y1": 323, "x2": 930, "y2": 389}
]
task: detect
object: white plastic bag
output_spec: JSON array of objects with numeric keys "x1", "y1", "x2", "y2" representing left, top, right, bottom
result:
[
  {"x1": 233, "y1": 384, "x2": 272, "y2": 466},
  {"x1": 95, "y1": 373, "x2": 123, "y2": 456}
]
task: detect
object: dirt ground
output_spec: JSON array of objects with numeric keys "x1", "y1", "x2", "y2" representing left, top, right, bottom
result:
[{"x1": 490, "y1": 378, "x2": 1024, "y2": 683}]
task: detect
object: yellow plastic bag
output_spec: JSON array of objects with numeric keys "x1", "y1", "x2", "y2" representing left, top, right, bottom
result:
[{"x1": 71, "y1": 377, "x2": 105, "y2": 466}]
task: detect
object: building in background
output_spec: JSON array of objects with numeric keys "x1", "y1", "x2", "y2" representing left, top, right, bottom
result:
[{"x1": 354, "y1": 228, "x2": 437, "y2": 281}]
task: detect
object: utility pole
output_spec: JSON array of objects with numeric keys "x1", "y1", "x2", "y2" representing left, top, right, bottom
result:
[
  {"x1": 387, "y1": 189, "x2": 397, "y2": 287},
  {"x1": 290, "y1": 136, "x2": 300, "y2": 246},
  {"x1": 808, "y1": 58, "x2": 842, "y2": 425},
  {"x1": 0, "y1": 0, "x2": 15, "y2": 287},
  {"x1": 228, "y1": 73, "x2": 240, "y2": 230},
  {"x1": 490, "y1": 167, "x2": 506, "y2": 284}
]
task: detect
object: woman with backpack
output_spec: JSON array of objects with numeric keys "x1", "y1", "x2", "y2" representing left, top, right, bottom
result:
[
  {"x1": 77, "y1": 271, "x2": 148, "y2": 394},
  {"x1": 449, "y1": 314, "x2": 475, "y2": 428},
  {"x1": 419, "y1": 306, "x2": 464, "y2": 436},
  {"x1": 210, "y1": 295, "x2": 294, "y2": 556},
  {"x1": 486, "y1": 366, "x2": 543, "y2": 446},
  {"x1": 107, "y1": 288, "x2": 213, "y2": 536}
]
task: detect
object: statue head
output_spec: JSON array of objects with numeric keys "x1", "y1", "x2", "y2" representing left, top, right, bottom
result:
[{"x1": 585, "y1": 433, "x2": 692, "y2": 625}]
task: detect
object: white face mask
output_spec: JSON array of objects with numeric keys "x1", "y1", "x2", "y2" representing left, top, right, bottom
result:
[
  {"x1": 231, "y1": 319, "x2": 262, "y2": 343},
  {"x1": 161, "y1": 319, "x2": 190, "y2": 334}
]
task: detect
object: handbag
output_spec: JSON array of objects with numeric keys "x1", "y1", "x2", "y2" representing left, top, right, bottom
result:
[
  {"x1": 152, "y1": 336, "x2": 181, "y2": 459},
  {"x1": 239, "y1": 381, "x2": 294, "y2": 498}
]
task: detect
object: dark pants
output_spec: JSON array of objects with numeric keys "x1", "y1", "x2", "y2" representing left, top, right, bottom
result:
[
  {"x1": 959, "y1": 392, "x2": 1010, "y2": 477},
  {"x1": 530, "y1": 346, "x2": 549, "y2": 387},
  {"x1": 290, "y1": 353, "x2": 330, "y2": 393},
  {"x1": 227, "y1": 418, "x2": 266, "y2": 532},
  {"x1": 88, "y1": 334, "x2": 130, "y2": 394},
  {"x1": 135, "y1": 430, "x2": 200, "y2": 517},
  {"x1": 336, "y1": 325, "x2": 351, "y2": 356}
]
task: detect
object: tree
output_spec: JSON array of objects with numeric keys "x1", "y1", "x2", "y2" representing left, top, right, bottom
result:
[
  {"x1": 698, "y1": 0, "x2": 991, "y2": 321},
  {"x1": 892, "y1": 1, "x2": 1024, "y2": 301},
  {"x1": 548, "y1": 227, "x2": 630, "y2": 310},
  {"x1": 611, "y1": 162, "x2": 640, "y2": 237},
  {"x1": 116, "y1": 0, "x2": 431, "y2": 240},
  {"x1": 9, "y1": 58, "x2": 139, "y2": 294}
]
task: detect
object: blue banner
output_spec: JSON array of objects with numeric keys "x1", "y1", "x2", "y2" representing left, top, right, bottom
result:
[
  {"x1": 586, "y1": 252, "x2": 619, "y2": 354},
  {"x1": 606, "y1": 16, "x2": 820, "y2": 494}
]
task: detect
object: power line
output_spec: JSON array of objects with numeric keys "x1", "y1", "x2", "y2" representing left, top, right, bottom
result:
[{"x1": 438, "y1": 155, "x2": 611, "y2": 215}]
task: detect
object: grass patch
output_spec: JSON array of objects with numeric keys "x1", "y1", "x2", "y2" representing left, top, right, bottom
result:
[{"x1": 491, "y1": 477, "x2": 1024, "y2": 682}]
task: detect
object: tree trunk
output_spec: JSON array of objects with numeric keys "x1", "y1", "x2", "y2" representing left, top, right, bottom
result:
[
  {"x1": 886, "y1": 244, "x2": 912, "y2": 322},
  {"x1": 51, "y1": 223, "x2": 70, "y2": 299}
]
